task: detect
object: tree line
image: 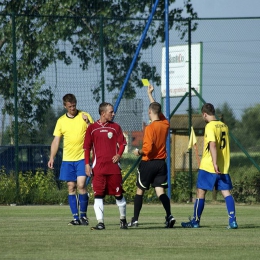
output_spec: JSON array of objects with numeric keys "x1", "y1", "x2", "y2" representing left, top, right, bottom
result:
[
  {"x1": 216, "y1": 103, "x2": 260, "y2": 152},
  {"x1": 1, "y1": 101, "x2": 260, "y2": 153},
  {"x1": 0, "y1": 0, "x2": 197, "y2": 145}
]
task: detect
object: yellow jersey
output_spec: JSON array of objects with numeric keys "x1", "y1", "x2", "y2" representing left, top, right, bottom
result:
[
  {"x1": 53, "y1": 110, "x2": 94, "y2": 161},
  {"x1": 199, "y1": 120, "x2": 230, "y2": 174}
]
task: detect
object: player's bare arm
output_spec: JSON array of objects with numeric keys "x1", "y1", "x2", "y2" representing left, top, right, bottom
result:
[
  {"x1": 147, "y1": 85, "x2": 155, "y2": 103},
  {"x1": 112, "y1": 154, "x2": 121, "y2": 163},
  {"x1": 133, "y1": 148, "x2": 143, "y2": 156},
  {"x1": 209, "y1": 141, "x2": 221, "y2": 174},
  {"x1": 85, "y1": 164, "x2": 92, "y2": 177},
  {"x1": 48, "y1": 136, "x2": 61, "y2": 169}
]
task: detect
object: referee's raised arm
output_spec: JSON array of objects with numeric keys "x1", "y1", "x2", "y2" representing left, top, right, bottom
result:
[{"x1": 147, "y1": 84, "x2": 155, "y2": 103}]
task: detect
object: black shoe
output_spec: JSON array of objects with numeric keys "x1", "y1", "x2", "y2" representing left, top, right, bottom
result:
[
  {"x1": 128, "y1": 217, "x2": 138, "y2": 228},
  {"x1": 120, "y1": 219, "x2": 128, "y2": 229},
  {"x1": 91, "y1": 222, "x2": 105, "y2": 230},
  {"x1": 80, "y1": 217, "x2": 89, "y2": 226},
  {"x1": 165, "y1": 215, "x2": 176, "y2": 228},
  {"x1": 68, "y1": 219, "x2": 81, "y2": 226}
]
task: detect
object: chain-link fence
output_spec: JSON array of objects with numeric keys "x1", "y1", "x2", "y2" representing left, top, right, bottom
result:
[{"x1": 1, "y1": 13, "x2": 260, "y2": 202}]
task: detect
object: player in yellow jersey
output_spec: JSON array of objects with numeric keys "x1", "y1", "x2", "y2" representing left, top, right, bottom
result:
[
  {"x1": 48, "y1": 94, "x2": 94, "y2": 225},
  {"x1": 181, "y1": 103, "x2": 238, "y2": 229}
]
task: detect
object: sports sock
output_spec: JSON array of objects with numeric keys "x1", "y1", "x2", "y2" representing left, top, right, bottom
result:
[
  {"x1": 193, "y1": 198, "x2": 205, "y2": 223},
  {"x1": 79, "y1": 193, "x2": 89, "y2": 218},
  {"x1": 133, "y1": 194, "x2": 143, "y2": 221},
  {"x1": 225, "y1": 195, "x2": 236, "y2": 223},
  {"x1": 68, "y1": 194, "x2": 79, "y2": 220},
  {"x1": 94, "y1": 198, "x2": 104, "y2": 222},
  {"x1": 115, "y1": 196, "x2": 126, "y2": 219},
  {"x1": 159, "y1": 193, "x2": 171, "y2": 217}
]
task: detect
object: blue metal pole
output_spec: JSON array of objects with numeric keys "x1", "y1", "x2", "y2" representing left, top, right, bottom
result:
[
  {"x1": 88, "y1": 3, "x2": 160, "y2": 187},
  {"x1": 164, "y1": 0, "x2": 171, "y2": 199},
  {"x1": 113, "y1": 0, "x2": 160, "y2": 113}
]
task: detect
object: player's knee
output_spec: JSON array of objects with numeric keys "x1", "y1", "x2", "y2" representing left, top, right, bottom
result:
[{"x1": 115, "y1": 196, "x2": 126, "y2": 207}]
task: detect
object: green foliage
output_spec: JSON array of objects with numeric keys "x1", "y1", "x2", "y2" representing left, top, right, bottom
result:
[
  {"x1": 230, "y1": 165, "x2": 260, "y2": 203},
  {"x1": 0, "y1": 1, "x2": 197, "y2": 143},
  {"x1": 252, "y1": 172, "x2": 260, "y2": 202},
  {"x1": 1, "y1": 159, "x2": 260, "y2": 205},
  {"x1": 232, "y1": 176, "x2": 255, "y2": 204},
  {"x1": 0, "y1": 168, "x2": 16, "y2": 204},
  {"x1": 215, "y1": 102, "x2": 237, "y2": 130},
  {"x1": 232, "y1": 104, "x2": 260, "y2": 150},
  {"x1": 171, "y1": 171, "x2": 196, "y2": 202},
  {"x1": 0, "y1": 169, "x2": 67, "y2": 205}
]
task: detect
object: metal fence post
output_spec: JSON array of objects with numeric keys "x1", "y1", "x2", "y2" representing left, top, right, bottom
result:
[
  {"x1": 188, "y1": 18, "x2": 193, "y2": 202},
  {"x1": 12, "y1": 12, "x2": 19, "y2": 202}
]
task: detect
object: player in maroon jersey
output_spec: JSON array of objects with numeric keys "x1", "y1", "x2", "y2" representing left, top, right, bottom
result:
[{"x1": 83, "y1": 102, "x2": 128, "y2": 230}]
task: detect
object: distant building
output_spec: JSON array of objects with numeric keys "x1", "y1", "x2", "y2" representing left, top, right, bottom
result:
[{"x1": 123, "y1": 122, "x2": 147, "y2": 153}]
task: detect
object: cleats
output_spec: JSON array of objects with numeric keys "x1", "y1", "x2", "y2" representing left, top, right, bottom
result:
[
  {"x1": 80, "y1": 217, "x2": 89, "y2": 226},
  {"x1": 68, "y1": 219, "x2": 81, "y2": 226},
  {"x1": 227, "y1": 221, "x2": 238, "y2": 229},
  {"x1": 165, "y1": 215, "x2": 176, "y2": 228},
  {"x1": 128, "y1": 217, "x2": 138, "y2": 228},
  {"x1": 91, "y1": 222, "x2": 105, "y2": 230},
  {"x1": 120, "y1": 219, "x2": 128, "y2": 229},
  {"x1": 181, "y1": 218, "x2": 199, "y2": 228}
]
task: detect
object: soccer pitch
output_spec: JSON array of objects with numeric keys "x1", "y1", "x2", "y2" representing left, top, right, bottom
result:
[{"x1": 0, "y1": 203, "x2": 259, "y2": 260}]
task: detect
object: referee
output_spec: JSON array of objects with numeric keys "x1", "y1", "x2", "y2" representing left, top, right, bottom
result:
[{"x1": 128, "y1": 84, "x2": 175, "y2": 228}]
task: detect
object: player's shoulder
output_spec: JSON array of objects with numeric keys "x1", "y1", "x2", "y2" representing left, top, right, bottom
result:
[
  {"x1": 211, "y1": 120, "x2": 228, "y2": 127},
  {"x1": 87, "y1": 120, "x2": 98, "y2": 129},
  {"x1": 207, "y1": 120, "x2": 229, "y2": 131},
  {"x1": 57, "y1": 113, "x2": 67, "y2": 121},
  {"x1": 109, "y1": 121, "x2": 122, "y2": 128}
]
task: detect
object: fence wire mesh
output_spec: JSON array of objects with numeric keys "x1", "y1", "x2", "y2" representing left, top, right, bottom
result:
[{"x1": 1, "y1": 13, "x2": 260, "y2": 202}]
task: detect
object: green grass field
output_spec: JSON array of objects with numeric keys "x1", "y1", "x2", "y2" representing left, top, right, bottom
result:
[{"x1": 0, "y1": 203, "x2": 259, "y2": 260}]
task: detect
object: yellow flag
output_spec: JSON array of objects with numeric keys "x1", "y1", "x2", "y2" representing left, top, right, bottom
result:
[{"x1": 188, "y1": 126, "x2": 197, "y2": 150}]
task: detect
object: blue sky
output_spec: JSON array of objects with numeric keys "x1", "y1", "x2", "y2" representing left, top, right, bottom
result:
[{"x1": 175, "y1": 0, "x2": 260, "y2": 18}]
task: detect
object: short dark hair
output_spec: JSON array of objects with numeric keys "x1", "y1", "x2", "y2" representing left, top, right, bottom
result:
[
  {"x1": 99, "y1": 102, "x2": 113, "y2": 115},
  {"x1": 201, "y1": 103, "x2": 215, "y2": 115},
  {"x1": 149, "y1": 102, "x2": 161, "y2": 115},
  {"x1": 63, "y1": 94, "x2": 77, "y2": 106}
]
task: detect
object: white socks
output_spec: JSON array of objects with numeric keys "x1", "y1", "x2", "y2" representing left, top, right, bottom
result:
[
  {"x1": 116, "y1": 196, "x2": 126, "y2": 219},
  {"x1": 94, "y1": 198, "x2": 104, "y2": 223}
]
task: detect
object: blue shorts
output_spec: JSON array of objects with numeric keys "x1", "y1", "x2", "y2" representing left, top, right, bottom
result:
[
  {"x1": 59, "y1": 159, "x2": 86, "y2": 181},
  {"x1": 196, "y1": 169, "x2": 233, "y2": 191}
]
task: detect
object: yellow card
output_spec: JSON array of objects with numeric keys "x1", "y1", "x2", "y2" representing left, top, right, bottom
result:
[{"x1": 141, "y1": 79, "x2": 150, "y2": 86}]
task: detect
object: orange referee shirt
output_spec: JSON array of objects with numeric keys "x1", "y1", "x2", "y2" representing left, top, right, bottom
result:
[{"x1": 141, "y1": 113, "x2": 169, "y2": 161}]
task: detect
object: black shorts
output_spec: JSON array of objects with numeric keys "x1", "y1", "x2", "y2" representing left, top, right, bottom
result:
[{"x1": 136, "y1": 160, "x2": 168, "y2": 191}]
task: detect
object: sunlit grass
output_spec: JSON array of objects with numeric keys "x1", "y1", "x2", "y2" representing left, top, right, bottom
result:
[{"x1": 0, "y1": 203, "x2": 259, "y2": 260}]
